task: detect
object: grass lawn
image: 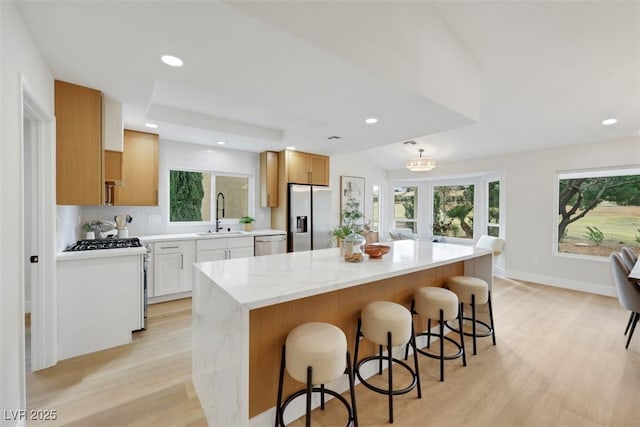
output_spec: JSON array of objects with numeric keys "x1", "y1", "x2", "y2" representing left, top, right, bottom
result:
[{"x1": 559, "y1": 203, "x2": 640, "y2": 256}]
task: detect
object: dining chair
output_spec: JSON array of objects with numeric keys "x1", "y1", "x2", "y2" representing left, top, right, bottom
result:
[
  {"x1": 610, "y1": 252, "x2": 640, "y2": 349},
  {"x1": 621, "y1": 247, "x2": 638, "y2": 270}
]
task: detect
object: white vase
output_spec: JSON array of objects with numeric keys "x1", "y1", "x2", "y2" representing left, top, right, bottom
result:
[{"x1": 86, "y1": 231, "x2": 95, "y2": 240}]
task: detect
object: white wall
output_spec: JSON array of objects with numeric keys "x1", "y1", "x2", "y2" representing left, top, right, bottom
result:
[
  {"x1": 390, "y1": 136, "x2": 640, "y2": 296},
  {"x1": 75, "y1": 140, "x2": 269, "y2": 244},
  {"x1": 330, "y1": 152, "x2": 390, "y2": 241},
  {"x1": 1, "y1": 1, "x2": 54, "y2": 424}
]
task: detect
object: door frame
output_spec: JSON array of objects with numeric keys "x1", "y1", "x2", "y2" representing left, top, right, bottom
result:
[{"x1": 21, "y1": 75, "x2": 57, "y2": 371}]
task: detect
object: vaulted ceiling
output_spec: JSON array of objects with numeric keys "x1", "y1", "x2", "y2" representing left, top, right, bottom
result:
[{"x1": 16, "y1": 1, "x2": 640, "y2": 170}]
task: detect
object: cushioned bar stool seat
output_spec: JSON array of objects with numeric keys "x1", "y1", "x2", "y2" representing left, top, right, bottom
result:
[
  {"x1": 275, "y1": 322, "x2": 358, "y2": 427},
  {"x1": 404, "y1": 287, "x2": 466, "y2": 381},
  {"x1": 446, "y1": 276, "x2": 496, "y2": 355},
  {"x1": 354, "y1": 301, "x2": 421, "y2": 424}
]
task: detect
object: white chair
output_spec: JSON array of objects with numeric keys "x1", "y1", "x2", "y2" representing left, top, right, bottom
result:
[
  {"x1": 475, "y1": 235, "x2": 505, "y2": 256},
  {"x1": 389, "y1": 228, "x2": 414, "y2": 240}
]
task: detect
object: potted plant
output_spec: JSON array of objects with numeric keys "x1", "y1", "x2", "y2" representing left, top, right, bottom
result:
[
  {"x1": 239, "y1": 216, "x2": 255, "y2": 231},
  {"x1": 83, "y1": 223, "x2": 95, "y2": 240},
  {"x1": 331, "y1": 197, "x2": 364, "y2": 247}
]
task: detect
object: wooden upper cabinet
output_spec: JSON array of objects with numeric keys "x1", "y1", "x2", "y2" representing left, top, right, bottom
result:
[
  {"x1": 113, "y1": 130, "x2": 158, "y2": 206},
  {"x1": 55, "y1": 80, "x2": 103, "y2": 205},
  {"x1": 309, "y1": 154, "x2": 329, "y2": 185},
  {"x1": 104, "y1": 150, "x2": 123, "y2": 183},
  {"x1": 260, "y1": 151, "x2": 278, "y2": 207},
  {"x1": 285, "y1": 150, "x2": 330, "y2": 185}
]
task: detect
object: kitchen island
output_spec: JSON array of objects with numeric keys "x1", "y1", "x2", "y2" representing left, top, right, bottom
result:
[{"x1": 192, "y1": 240, "x2": 493, "y2": 426}]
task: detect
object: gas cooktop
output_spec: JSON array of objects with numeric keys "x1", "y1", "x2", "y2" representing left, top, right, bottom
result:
[{"x1": 64, "y1": 238, "x2": 143, "y2": 251}]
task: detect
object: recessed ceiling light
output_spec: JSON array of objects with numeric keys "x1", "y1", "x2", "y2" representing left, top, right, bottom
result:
[
  {"x1": 216, "y1": 141, "x2": 226, "y2": 145},
  {"x1": 602, "y1": 118, "x2": 618, "y2": 126},
  {"x1": 161, "y1": 55, "x2": 183, "y2": 67},
  {"x1": 145, "y1": 123, "x2": 158, "y2": 129},
  {"x1": 286, "y1": 146, "x2": 296, "y2": 150},
  {"x1": 206, "y1": 149, "x2": 213, "y2": 153},
  {"x1": 365, "y1": 117, "x2": 379, "y2": 124}
]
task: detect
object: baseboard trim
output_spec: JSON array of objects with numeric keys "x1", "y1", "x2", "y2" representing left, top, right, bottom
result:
[
  {"x1": 505, "y1": 269, "x2": 616, "y2": 297},
  {"x1": 148, "y1": 291, "x2": 192, "y2": 305}
]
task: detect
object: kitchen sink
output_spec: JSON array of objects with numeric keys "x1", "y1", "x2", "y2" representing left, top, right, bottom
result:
[{"x1": 196, "y1": 231, "x2": 244, "y2": 236}]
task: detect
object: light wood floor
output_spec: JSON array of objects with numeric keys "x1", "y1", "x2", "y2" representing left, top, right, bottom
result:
[{"x1": 27, "y1": 278, "x2": 640, "y2": 426}]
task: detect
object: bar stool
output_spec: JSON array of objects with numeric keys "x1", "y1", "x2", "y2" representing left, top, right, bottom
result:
[
  {"x1": 353, "y1": 301, "x2": 421, "y2": 424},
  {"x1": 405, "y1": 287, "x2": 466, "y2": 381},
  {"x1": 275, "y1": 322, "x2": 358, "y2": 427},
  {"x1": 446, "y1": 276, "x2": 496, "y2": 355}
]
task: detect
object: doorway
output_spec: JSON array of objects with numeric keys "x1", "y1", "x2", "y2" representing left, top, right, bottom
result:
[{"x1": 21, "y1": 79, "x2": 57, "y2": 373}]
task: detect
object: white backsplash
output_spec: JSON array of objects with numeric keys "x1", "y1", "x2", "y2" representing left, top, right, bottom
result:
[
  {"x1": 56, "y1": 205, "x2": 81, "y2": 251},
  {"x1": 56, "y1": 139, "x2": 273, "y2": 246}
]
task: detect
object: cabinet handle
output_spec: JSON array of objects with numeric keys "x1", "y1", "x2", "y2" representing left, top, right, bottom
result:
[
  {"x1": 181, "y1": 254, "x2": 184, "y2": 269},
  {"x1": 267, "y1": 194, "x2": 270, "y2": 205},
  {"x1": 161, "y1": 245, "x2": 179, "y2": 249},
  {"x1": 308, "y1": 171, "x2": 311, "y2": 183}
]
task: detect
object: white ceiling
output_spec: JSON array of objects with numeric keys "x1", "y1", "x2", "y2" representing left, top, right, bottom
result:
[{"x1": 16, "y1": 1, "x2": 640, "y2": 170}]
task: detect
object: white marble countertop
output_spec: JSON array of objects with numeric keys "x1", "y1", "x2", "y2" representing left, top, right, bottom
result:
[
  {"x1": 139, "y1": 229, "x2": 285, "y2": 243},
  {"x1": 57, "y1": 246, "x2": 146, "y2": 261},
  {"x1": 195, "y1": 240, "x2": 492, "y2": 310}
]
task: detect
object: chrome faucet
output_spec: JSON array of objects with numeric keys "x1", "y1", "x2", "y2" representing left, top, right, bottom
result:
[{"x1": 215, "y1": 192, "x2": 225, "y2": 232}]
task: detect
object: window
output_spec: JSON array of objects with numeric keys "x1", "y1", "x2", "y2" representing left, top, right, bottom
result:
[
  {"x1": 557, "y1": 169, "x2": 640, "y2": 257},
  {"x1": 394, "y1": 186, "x2": 417, "y2": 233},
  {"x1": 372, "y1": 185, "x2": 381, "y2": 231},
  {"x1": 169, "y1": 170, "x2": 250, "y2": 223},
  {"x1": 432, "y1": 184, "x2": 474, "y2": 239},
  {"x1": 488, "y1": 180, "x2": 500, "y2": 237}
]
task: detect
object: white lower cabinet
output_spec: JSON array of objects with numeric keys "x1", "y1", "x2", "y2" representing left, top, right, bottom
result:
[
  {"x1": 147, "y1": 236, "x2": 254, "y2": 302},
  {"x1": 196, "y1": 236, "x2": 254, "y2": 262},
  {"x1": 152, "y1": 240, "x2": 196, "y2": 297}
]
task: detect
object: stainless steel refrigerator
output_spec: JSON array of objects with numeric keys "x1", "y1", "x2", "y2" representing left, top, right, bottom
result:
[{"x1": 288, "y1": 184, "x2": 332, "y2": 252}]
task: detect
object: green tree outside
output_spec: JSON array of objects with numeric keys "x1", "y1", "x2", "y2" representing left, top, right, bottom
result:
[{"x1": 170, "y1": 171, "x2": 205, "y2": 221}]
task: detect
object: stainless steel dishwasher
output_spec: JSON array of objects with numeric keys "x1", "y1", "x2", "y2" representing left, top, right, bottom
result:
[{"x1": 254, "y1": 234, "x2": 287, "y2": 256}]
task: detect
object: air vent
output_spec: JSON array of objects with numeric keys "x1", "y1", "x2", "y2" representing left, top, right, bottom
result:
[
  {"x1": 327, "y1": 136, "x2": 342, "y2": 140},
  {"x1": 403, "y1": 140, "x2": 417, "y2": 145}
]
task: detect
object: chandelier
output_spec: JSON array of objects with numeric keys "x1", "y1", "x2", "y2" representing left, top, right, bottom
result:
[{"x1": 406, "y1": 148, "x2": 436, "y2": 172}]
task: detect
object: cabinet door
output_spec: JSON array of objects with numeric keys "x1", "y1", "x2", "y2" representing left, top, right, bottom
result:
[
  {"x1": 286, "y1": 151, "x2": 311, "y2": 184},
  {"x1": 197, "y1": 249, "x2": 227, "y2": 263},
  {"x1": 114, "y1": 130, "x2": 159, "y2": 206},
  {"x1": 154, "y1": 252, "x2": 184, "y2": 296},
  {"x1": 310, "y1": 155, "x2": 329, "y2": 186},
  {"x1": 181, "y1": 241, "x2": 196, "y2": 291},
  {"x1": 229, "y1": 246, "x2": 254, "y2": 259},
  {"x1": 55, "y1": 80, "x2": 103, "y2": 205},
  {"x1": 260, "y1": 151, "x2": 278, "y2": 207}
]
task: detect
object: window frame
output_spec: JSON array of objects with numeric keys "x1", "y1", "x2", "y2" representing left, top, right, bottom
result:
[
  {"x1": 393, "y1": 185, "x2": 419, "y2": 234},
  {"x1": 167, "y1": 167, "x2": 254, "y2": 227},
  {"x1": 553, "y1": 166, "x2": 640, "y2": 261}
]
